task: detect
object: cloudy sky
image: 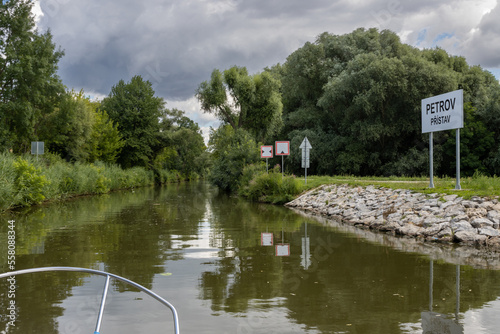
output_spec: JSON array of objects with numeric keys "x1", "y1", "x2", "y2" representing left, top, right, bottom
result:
[{"x1": 34, "y1": 0, "x2": 500, "y2": 137}]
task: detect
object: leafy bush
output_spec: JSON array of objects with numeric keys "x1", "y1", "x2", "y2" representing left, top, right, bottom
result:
[
  {"x1": 13, "y1": 157, "x2": 47, "y2": 206},
  {"x1": 239, "y1": 165, "x2": 301, "y2": 204}
]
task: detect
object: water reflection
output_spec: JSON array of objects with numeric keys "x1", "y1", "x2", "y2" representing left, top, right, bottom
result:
[{"x1": 1, "y1": 182, "x2": 500, "y2": 333}]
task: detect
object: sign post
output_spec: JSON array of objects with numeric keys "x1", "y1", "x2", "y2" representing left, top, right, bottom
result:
[
  {"x1": 261, "y1": 146, "x2": 273, "y2": 173},
  {"x1": 421, "y1": 90, "x2": 463, "y2": 189},
  {"x1": 299, "y1": 137, "x2": 312, "y2": 184},
  {"x1": 275, "y1": 141, "x2": 290, "y2": 177},
  {"x1": 31, "y1": 141, "x2": 45, "y2": 161}
]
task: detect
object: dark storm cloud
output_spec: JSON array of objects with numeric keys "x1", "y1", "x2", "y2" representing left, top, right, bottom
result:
[
  {"x1": 36, "y1": 0, "x2": 499, "y2": 105},
  {"x1": 465, "y1": 0, "x2": 500, "y2": 67}
]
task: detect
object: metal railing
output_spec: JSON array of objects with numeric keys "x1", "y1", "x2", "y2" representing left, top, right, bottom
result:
[{"x1": 0, "y1": 267, "x2": 180, "y2": 334}]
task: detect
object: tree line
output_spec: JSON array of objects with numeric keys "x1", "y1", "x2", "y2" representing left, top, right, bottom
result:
[
  {"x1": 0, "y1": 0, "x2": 209, "y2": 179},
  {"x1": 197, "y1": 28, "x2": 500, "y2": 193},
  {"x1": 2, "y1": 0, "x2": 500, "y2": 196}
]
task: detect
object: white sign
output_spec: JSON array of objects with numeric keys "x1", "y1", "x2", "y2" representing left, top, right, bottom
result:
[
  {"x1": 261, "y1": 146, "x2": 273, "y2": 158},
  {"x1": 300, "y1": 137, "x2": 312, "y2": 169},
  {"x1": 31, "y1": 141, "x2": 44, "y2": 155},
  {"x1": 276, "y1": 244, "x2": 290, "y2": 256},
  {"x1": 261, "y1": 233, "x2": 273, "y2": 246},
  {"x1": 275, "y1": 141, "x2": 290, "y2": 156},
  {"x1": 421, "y1": 89, "x2": 463, "y2": 133},
  {"x1": 299, "y1": 137, "x2": 312, "y2": 150}
]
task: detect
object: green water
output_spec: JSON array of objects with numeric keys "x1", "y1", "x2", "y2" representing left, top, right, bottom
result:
[{"x1": 1, "y1": 182, "x2": 500, "y2": 333}]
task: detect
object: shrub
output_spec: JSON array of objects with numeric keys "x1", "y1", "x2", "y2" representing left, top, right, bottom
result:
[
  {"x1": 240, "y1": 165, "x2": 301, "y2": 204},
  {"x1": 13, "y1": 157, "x2": 47, "y2": 207}
]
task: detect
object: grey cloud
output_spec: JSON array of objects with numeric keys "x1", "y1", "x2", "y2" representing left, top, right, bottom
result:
[
  {"x1": 37, "y1": 0, "x2": 499, "y2": 106},
  {"x1": 464, "y1": 0, "x2": 500, "y2": 67}
]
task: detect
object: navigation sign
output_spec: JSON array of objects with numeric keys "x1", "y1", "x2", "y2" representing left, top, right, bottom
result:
[
  {"x1": 31, "y1": 141, "x2": 44, "y2": 160},
  {"x1": 276, "y1": 244, "x2": 290, "y2": 257},
  {"x1": 261, "y1": 146, "x2": 273, "y2": 158},
  {"x1": 261, "y1": 233, "x2": 273, "y2": 246},
  {"x1": 300, "y1": 137, "x2": 312, "y2": 183},
  {"x1": 275, "y1": 141, "x2": 290, "y2": 156},
  {"x1": 31, "y1": 141, "x2": 44, "y2": 155},
  {"x1": 299, "y1": 137, "x2": 312, "y2": 150},
  {"x1": 421, "y1": 89, "x2": 463, "y2": 133},
  {"x1": 275, "y1": 141, "x2": 290, "y2": 177},
  {"x1": 421, "y1": 89, "x2": 464, "y2": 190},
  {"x1": 300, "y1": 137, "x2": 312, "y2": 169}
]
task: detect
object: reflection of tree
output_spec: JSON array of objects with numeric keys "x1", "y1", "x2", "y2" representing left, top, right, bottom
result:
[
  {"x1": 0, "y1": 182, "x2": 209, "y2": 332},
  {"x1": 197, "y1": 208, "x2": 500, "y2": 333},
  {"x1": 198, "y1": 194, "x2": 302, "y2": 312}
]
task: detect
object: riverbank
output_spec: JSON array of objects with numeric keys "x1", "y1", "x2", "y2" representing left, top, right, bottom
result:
[
  {"x1": 0, "y1": 152, "x2": 195, "y2": 212},
  {"x1": 286, "y1": 184, "x2": 500, "y2": 249}
]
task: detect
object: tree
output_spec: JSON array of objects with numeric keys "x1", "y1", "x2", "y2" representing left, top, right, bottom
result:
[
  {"x1": 280, "y1": 28, "x2": 500, "y2": 176},
  {"x1": 208, "y1": 125, "x2": 260, "y2": 193},
  {"x1": 196, "y1": 66, "x2": 283, "y2": 142},
  {"x1": 101, "y1": 76, "x2": 164, "y2": 168},
  {"x1": 0, "y1": 0, "x2": 65, "y2": 152},
  {"x1": 87, "y1": 106, "x2": 124, "y2": 164},
  {"x1": 38, "y1": 90, "x2": 95, "y2": 162},
  {"x1": 154, "y1": 108, "x2": 209, "y2": 177}
]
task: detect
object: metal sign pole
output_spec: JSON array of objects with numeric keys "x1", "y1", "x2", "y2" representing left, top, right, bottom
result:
[
  {"x1": 305, "y1": 146, "x2": 308, "y2": 185},
  {"x1": 282, "y1": 156, "x2": 284, "y2": 178},
  {"x1": 456, "y1": 129, "x2": 461, "y2": 190},
  {"x1": 429, "y1": 132, "x2": 434, "y2": 188},
  {"x1": 266, "y1": 158, "x2": 269, "y2": 173}
]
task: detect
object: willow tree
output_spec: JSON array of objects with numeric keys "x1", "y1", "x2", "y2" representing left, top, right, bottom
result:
[{"x1": 196, "y1": 66, "x2": 283, "y2": 142}]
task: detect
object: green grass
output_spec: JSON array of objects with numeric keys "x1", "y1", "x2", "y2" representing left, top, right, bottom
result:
[{"x1": 296, "y1": 175, "x2": 500, "y2": 199}]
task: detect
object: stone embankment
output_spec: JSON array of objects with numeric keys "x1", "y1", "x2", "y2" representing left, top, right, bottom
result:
[{"x1": 286, "y1": 184, "x2": 500, "y2": 249}]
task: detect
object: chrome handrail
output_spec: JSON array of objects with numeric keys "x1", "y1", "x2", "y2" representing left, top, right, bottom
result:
[{"x1": 0, "y1": 267, "x2": 180, "y2": 334}]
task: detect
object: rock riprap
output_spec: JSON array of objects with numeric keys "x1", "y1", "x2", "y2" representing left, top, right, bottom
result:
[{"x1": 285, "y1": 184, "x2": 500, "y2": 248}]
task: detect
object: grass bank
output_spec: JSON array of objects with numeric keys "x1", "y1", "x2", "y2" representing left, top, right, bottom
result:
[
  {"x1": 295, "y1": 174, "x2": 500, "y2": 199},
  {"x1": 0, "y1": 152, "x2": 195, "y2": 212},
  {"x1": 237, "y1": 163, "x2": 500, "y2": 205}
]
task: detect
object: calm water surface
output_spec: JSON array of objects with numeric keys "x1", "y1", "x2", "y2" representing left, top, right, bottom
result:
[{"x1": 1, "y1": 182, "x2": 500, "y2": 333}]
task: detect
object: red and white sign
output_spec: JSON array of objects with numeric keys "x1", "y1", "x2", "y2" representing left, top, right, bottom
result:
[
  {"x1": 275, "y1": 141, "x2": 290, "y2": 156},
  {"x1": 261, "y1": 232, "x2": 273, "y2": 246},
  {"x1": 261, "y1": 146, "x2": 273, "y2": 159},
  {"x1": 276, "y1": 244, "x2": 290, "y2": 256}
]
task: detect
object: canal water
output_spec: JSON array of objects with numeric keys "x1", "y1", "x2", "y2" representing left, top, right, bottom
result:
[{"x1": 2, "y1": 182, "x2": 500, "y2": 334}]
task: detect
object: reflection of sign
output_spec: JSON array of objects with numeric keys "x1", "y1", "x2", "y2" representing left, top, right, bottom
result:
[
  {"x1": 261, "y1": 146, "x2": 273, "y2": 158},
  {"x1": 261, "y1": 233, "x2": 273, "y2": 246},
  {"x1": 275, "y1": 141, "x2": 290, "y2": 156},
  {"x1": 276, "y1": 244, "x2": 290, "y2": 256},
  {"x1": 421, "y1": 89, "x2": 463, "y2": 133},
  {"x1": 421, "y1": 312, "x2": 463, "y2": 334},
  {"x1": 301, "y1": 237, "x2": 311, "y2": 269}
]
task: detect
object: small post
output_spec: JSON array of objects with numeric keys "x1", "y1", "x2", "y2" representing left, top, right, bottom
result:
[
  {"x1": 266, "y1": 158, "x2": 269, "y2": 173},
  {"x1": 282, "y1": 156, "x2": 284, "y2": 178},
  {"x1": 429, "y1": 132, "x2": 434, "y2": 188},
  {"x1": 455, "y1": 129, "x2": 461, "y2": 190}
]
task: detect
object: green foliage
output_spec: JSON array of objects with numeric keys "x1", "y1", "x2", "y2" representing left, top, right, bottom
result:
[
  {"x1": 279, "y1": 28, "x2": 500, "y2": 177},
  {"x1": 441, "y1": 103, "x2": 495, "y2": 177},
  {"x1": 12, "y1": 157, "x2": 47, "y2": 206},
  {"x1": 0, "y1": 0, "x2": 65, "y2": 153},
  {"x1": 239, "y1": 165, "x2": 301, "y2": 204},
  {"x1": 208, "y1": 126, "x2": 260, "y2": 193},
  {"x1": 101, "y1": 75, "x2": 165, "y2": 168},
  {"x1": 39, "y1": 90, "x2": 95, "y2": 162},
  {"x1": 0, "y1": 152, "x2": 157, "y2": 212},
  {"x1": 87, "y1": 108, "x2": 124, "y2": 163},
  {"x1": 196, "y1": 66, "x2": 283, "y2": 142}
]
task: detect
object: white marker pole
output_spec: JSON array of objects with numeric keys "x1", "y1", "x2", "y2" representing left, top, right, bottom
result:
[
  {"x1": 429, "y1": 132, "x2": 434, "y2": 188},
  {"x1": 456, "y1": 129, "x2": 461, "y2": 190},
  {"x1": 282, "y1": 156, "x2": 284, "y2": 178}
]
